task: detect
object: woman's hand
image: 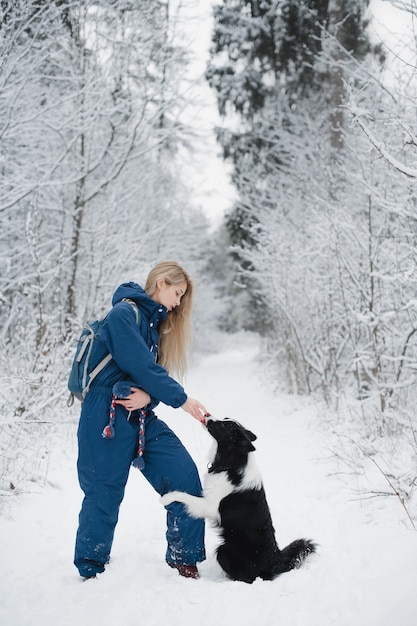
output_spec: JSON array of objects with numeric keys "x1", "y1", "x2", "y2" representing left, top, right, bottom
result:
[
  {"x1": 114, "y1": 387, "x2": 151, "y2": 411},
  {"x1": 181, "y1": 397, "x2": 208, "y2": 422}
]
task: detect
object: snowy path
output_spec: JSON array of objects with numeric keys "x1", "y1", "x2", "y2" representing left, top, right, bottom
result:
[{"x1": 1, "y1": 335, "x2": 416, "y2": 626}]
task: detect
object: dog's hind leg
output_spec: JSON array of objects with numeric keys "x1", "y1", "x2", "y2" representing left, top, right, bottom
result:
[{"x1": 216, "y1": 544, "x2": 257, "y2": 584}]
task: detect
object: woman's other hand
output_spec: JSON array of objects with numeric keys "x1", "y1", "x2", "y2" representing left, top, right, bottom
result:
[{"x1": 115, "y1": 387, "x2": 151, "y2": 411}]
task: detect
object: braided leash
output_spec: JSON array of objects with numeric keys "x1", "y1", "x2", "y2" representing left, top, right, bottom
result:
[
  {"x1": 132, "y1": 409, "x2": 146, "y2": 470},
  {"x1": 102, "y1": 382, "x2": 146, "y2": 470},
  {"x1": 102, "y1": 395, "x2": 117, "y2": 439}
]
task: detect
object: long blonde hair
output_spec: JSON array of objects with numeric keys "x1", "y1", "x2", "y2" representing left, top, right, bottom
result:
[{"x1": 145, "y1": 260, "x2": 193, "y2": 380}]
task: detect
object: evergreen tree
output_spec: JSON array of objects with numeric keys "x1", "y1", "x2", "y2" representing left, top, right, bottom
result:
[{"x1": 207, "y1": 0, "x2": 382, "y2": 331}]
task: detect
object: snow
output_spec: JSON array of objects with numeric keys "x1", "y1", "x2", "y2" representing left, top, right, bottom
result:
[{"x1": 1, "y1": 333, "x2": 417, "y2": 626}]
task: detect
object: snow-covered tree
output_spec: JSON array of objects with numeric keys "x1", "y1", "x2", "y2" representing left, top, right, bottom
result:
[
  {"x1": 0, "y1": 0, "x2": 214, "y2": 493},
  {"x1": 218, "y1": 1, "x2": 417, "y2": 425},
  {"x1": 207, "y1": 0, "x2": 381, "y2": 332}
]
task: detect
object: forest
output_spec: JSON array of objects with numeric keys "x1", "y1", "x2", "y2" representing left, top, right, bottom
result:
[{"x1": 0, "y1": 0, "x2": 416, "y2": 526}]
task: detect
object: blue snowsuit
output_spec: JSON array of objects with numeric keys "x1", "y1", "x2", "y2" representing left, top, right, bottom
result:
[{"x1": 74, "y1": 282, "x2": 206, "y2": 578}]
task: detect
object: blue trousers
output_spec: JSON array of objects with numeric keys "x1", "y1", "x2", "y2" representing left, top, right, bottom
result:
[{"x1": 74, "y1": 389, "x2": 206, "y2": 578}]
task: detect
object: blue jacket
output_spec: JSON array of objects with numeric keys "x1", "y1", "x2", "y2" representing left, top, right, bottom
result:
[{"x1": 92, "y1": 282, "x2": 187, "y2": 411}]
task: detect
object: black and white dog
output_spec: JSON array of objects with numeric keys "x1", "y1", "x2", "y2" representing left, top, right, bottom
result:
[{"x1": 161, "y1": 417, "x2": 316, "y2": 583}]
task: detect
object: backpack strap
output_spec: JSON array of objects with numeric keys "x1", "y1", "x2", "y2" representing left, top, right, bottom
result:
[
  {"x1": 83, "y1": 353, "x2": 113, "y2": 397},
  {"x1": 121, "y1": 298, "x2": 139, "y2": 325},
  {"x1": 88, "y1": 300, "x2": 140, "y2": 395},
  {"x1": 67, "y1": 299, "x2": 141, "y2": 407}
]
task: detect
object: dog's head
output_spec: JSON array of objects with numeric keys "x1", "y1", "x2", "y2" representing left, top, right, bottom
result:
[{"x1": 206, "y1": 417, "x2": 257, "y2": 454}]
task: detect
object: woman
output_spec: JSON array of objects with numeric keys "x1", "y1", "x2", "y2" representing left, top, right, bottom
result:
[{"x1": 74, "y1": 261, "x2": 208, "y2": 580}]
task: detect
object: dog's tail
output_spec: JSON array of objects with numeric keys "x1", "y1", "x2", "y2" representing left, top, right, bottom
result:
[{"x1": 272, "y1": 539, "x2": 316, "y2": 576}]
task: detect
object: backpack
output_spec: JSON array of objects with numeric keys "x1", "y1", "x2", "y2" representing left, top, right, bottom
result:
[{"x1": 67, "y1": 298, "x2": 139, "y2": 406}]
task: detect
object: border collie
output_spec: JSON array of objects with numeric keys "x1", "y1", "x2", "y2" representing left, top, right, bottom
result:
[{"x1": 161, "y1": 417, "x2": 315, "y2": 583}]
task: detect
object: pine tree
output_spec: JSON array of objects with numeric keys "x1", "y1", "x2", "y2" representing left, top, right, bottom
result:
[{"x1": 207, "y1": 0, "x2": 382, "y2": 331}]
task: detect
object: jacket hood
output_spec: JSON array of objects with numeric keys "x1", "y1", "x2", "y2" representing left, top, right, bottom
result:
[{"x1": 112, "y1": 282, "x2": 168, "y2": 322}]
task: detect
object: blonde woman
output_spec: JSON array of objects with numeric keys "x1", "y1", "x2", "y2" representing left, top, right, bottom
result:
[{"x1": 74, "y1": 261, "x2": 208, "y2": 580}]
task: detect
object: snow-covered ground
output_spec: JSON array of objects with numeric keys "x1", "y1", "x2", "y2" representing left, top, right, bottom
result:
[{"x1": 1, "y1": 333, "x2": 416, "y2": 626}]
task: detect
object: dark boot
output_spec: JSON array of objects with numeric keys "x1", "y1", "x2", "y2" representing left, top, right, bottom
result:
[{"x1": 167, "y1": 561, "x2": 200, "y2": 579}]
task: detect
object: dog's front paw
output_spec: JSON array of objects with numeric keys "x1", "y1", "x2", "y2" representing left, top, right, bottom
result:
[{"x1": 160, "y1": 491, "x2": 182, "y2": 507}]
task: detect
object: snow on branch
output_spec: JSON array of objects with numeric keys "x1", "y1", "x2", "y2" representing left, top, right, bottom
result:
[{"x1": 347, "y1": 100, "x2": 417, "y2": 179}]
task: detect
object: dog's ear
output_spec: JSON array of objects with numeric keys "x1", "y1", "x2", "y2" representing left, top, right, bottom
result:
[
  {"x1": 246, "y1": 440, "x2": 256, "y2": 452},
  {"x1": 234, "y1": 434, "x2": 256, "y2": 453},
  {"x1": 225, "y1": 418, "x2": 257, "y2": 443},
  {"x1": 245, "y1": 428, "x2": 257, "y2": 442},
  {"x1": 240, "y1": 428, "x2": 256, "y2": 452}
]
